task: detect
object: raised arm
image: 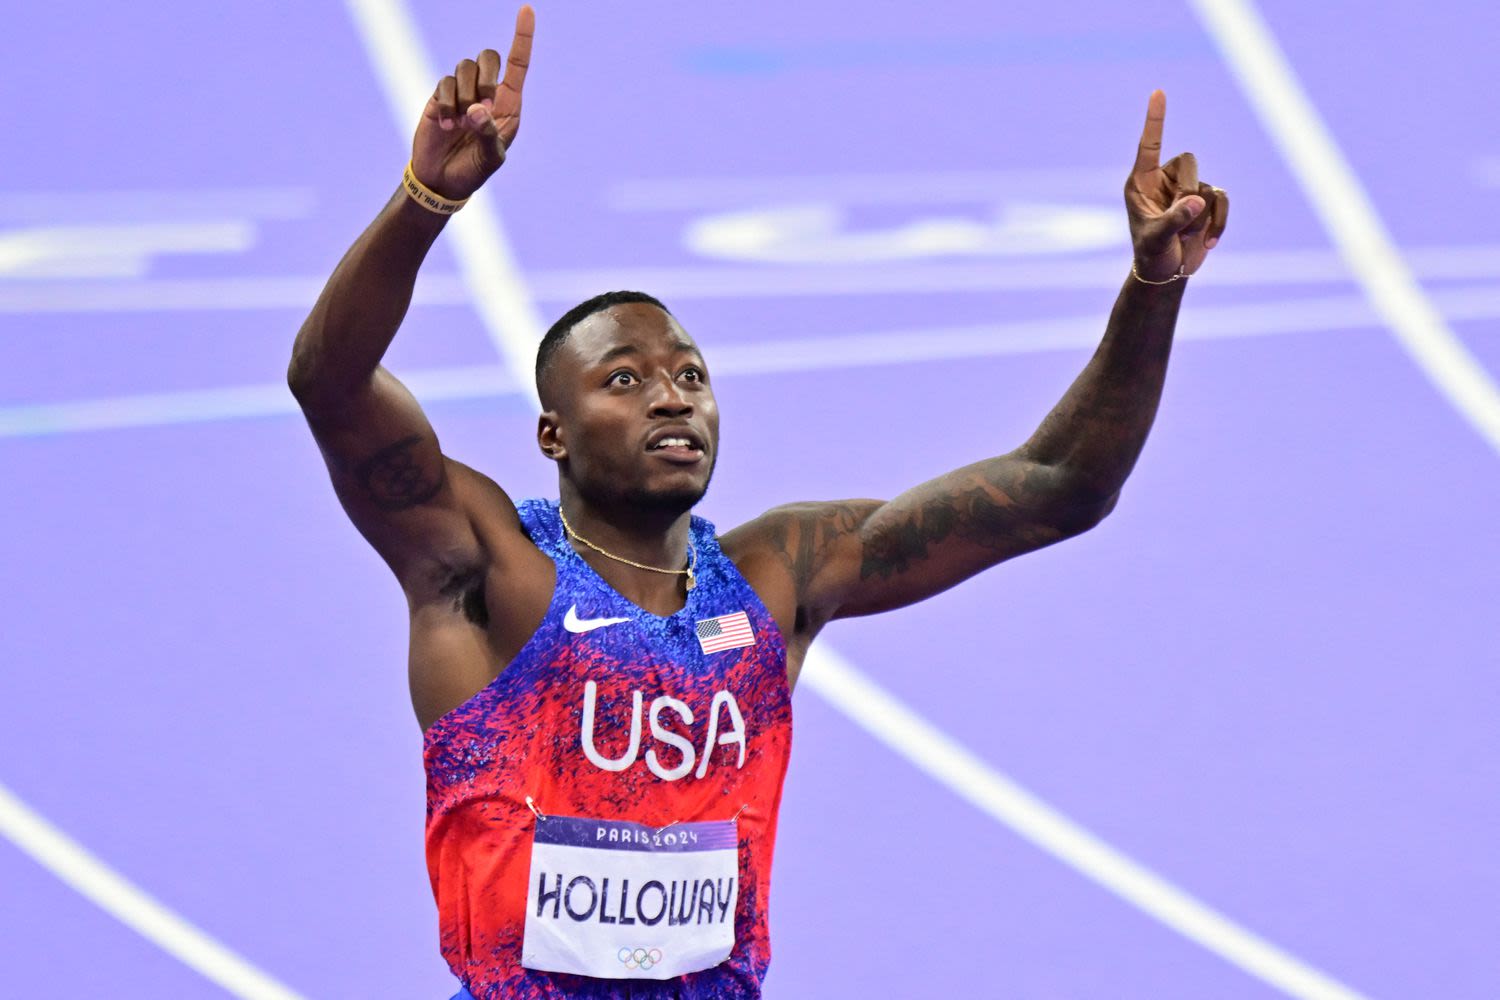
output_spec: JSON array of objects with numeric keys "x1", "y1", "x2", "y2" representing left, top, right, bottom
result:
[
  {"x1": 727, "y1": 91, "x2": 1228, "y2": 628},
  {"x1": 288, "y1": 8, "x2": 534, "y2": 592}
]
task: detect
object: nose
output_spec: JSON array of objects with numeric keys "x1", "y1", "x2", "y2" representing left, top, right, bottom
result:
[{"x1": 647, "y1": 373, "x2": 693, "y2": 418}]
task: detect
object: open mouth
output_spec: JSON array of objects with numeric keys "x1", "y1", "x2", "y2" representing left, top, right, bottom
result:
[{"x1": 646, "y1": 432, "x2": 706, "y2": 464}]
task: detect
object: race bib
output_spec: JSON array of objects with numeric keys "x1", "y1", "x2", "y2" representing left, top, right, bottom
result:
[{"x1": 522, "y1": 814, "x2": 739, "y2": 980}]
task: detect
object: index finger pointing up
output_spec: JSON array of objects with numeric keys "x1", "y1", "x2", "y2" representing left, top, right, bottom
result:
[
  {"x1": 1133, "y1": 89, "x2": 1166, "y2": 175},
  {"x1": 500, "y1": 4, "x2": 535, "y2": 98}
]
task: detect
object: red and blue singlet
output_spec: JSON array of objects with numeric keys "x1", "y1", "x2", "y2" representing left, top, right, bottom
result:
[{"x1": 424, "y1": 499, "x2": 794, "y2": 999}]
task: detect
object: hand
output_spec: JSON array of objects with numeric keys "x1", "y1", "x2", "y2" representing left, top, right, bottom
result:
[
  {"x1": 411, "y1": 5, "x2": 535, "y2": 201},
  {"x1": 1125, "y1": 90, "x2": 1229, "y2": 281}
]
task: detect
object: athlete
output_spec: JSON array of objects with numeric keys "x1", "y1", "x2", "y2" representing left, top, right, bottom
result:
[{"x1": 288, "y1": 7, "x2": 1226, "y2": 998}]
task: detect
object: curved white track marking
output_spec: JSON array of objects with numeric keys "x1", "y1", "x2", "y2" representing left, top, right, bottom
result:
[
  {"x1": 344, "y1": 0, "x2": 547, "y2": 406},
  {"x1": 608, "y1": 168, "x2": 1125, "y2": 210},
  {"x1": 1190, "y1": 0, "x2": 1500, "y2": 454},
  {"x1": 0, "y1": 783, "x2": 307, "y2": 999},
  {"x1": 801, "y1": 648, "x2": 1372, "y2": 1000},
  {"x1": 347, "y1": 4, "x2": 1371, "y2": 997}
]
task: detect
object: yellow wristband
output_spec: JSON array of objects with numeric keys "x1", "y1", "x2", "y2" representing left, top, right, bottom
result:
[{"x1": 402, "y1": 161, "x2": 469, "y2": 215}]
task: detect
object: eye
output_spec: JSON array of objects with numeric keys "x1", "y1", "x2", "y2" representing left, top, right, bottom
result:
[
  {"x1": 607, "y1": 370, "x2": 639, "y2": 387},
  {"x1": 678, "y1": 366, "x2": 704, "y2": 383}
]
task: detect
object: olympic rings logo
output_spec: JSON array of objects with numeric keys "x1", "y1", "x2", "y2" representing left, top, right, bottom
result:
[{"x1": 617, "y1": 946, "x2": 664, "y2": 971}]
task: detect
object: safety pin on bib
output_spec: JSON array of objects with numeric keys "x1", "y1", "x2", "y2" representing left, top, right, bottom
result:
[
  {"x1": 527, "y1": 796, "x2": 744, "y2": 828},
  {"x1": 656, "y1": 802, "x2": 749, "y2": 835}
]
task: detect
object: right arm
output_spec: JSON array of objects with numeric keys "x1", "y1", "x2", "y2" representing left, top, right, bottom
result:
[
  {"x1": 287, "y1": 189, "x2": 479, "y2": 584},
  {"x1": 287, "y1": 8, "x2": 535, "y2": 595}
]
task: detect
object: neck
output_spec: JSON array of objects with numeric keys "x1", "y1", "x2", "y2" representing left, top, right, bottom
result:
[{"x1": 557, "y1": 484, "x2": 693, "y2": 571}]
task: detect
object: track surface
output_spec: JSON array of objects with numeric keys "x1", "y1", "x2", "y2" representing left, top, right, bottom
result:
[{"x1": 2, "y1": 2, "x2": 1497, "y2": 997}]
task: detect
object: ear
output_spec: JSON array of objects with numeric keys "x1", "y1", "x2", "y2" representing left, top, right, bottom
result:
[{"x1": 537, "y1": 411, "x2": 566, "y2": 461}]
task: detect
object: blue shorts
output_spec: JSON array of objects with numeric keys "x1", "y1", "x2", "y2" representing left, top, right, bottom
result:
[{"x1": 449, "y1": 988, "x2": 475, "y2": 1000}]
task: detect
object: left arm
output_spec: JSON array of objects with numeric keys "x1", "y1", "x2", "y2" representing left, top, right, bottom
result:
[{"x1": 725, "y1": 90, "x2": 1228, "y2": 628}]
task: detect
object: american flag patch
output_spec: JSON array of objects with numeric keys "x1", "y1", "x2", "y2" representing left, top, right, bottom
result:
[{"x1": 695, "y1": 611, "x2": 755, "y2": 654}]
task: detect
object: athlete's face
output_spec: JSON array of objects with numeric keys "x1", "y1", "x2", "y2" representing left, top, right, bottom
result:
[{"x1": 539, "y1": 303, "x2": 719, "y2": 513}]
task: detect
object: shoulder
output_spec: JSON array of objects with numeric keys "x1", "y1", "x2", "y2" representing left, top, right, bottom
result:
[
  {"x1": 717, "y1": 504, "x2": 801, "y2": 568},
  {"x1": 716, "y1": 501, "x2": 879, "y2": 644},
  {"x1": 720, "y1": 500, "x2": 882, "y2": 563},
  {"x1": 719, "y1": 499, "x2": 883, "y2": 606},
  {"x1": 444, "y1": 458, "x2": 517, "y2": 511}
]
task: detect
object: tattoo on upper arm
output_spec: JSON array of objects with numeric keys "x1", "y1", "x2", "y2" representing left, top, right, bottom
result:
[
  {"x1": 355, "y1": 435, "x2": 444, "y2": 511},
  {"x1": 766, "y1": 502, "x2": 875, "y2": 591}
]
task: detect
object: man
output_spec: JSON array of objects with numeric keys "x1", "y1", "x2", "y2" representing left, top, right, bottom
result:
[{"x1": 288, "y1": 6, "x2": 1227, "y2": 998}]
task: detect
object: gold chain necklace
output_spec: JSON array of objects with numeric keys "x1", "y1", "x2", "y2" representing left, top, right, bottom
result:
[{"x1": 558, "y1": 505, "x2": 697, "y2": 591}]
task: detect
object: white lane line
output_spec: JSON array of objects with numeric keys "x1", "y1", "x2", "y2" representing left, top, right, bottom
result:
[
  {"x1": 0, "y1": 782, "x2": 308, "y2": 1000},
  {"x1": 351, "y1": 7, "x2": 1373, "y2": 997},
  {"x1": 13, "y1": 243, "x2": 1500, "y2": 313},
  {"x1": 0, "y1": 222, "x2": 258, "y2": 280},
  {"x1": 344, "y1": 0, "x2": 547, "y2": 407},
  {"x1": 9, "y1": 282, "x2": 1500, "y2": 439},
  {"x1": 0, "y1": 363, "x2": 515, "y2": 438},
  {"x1": 1190, "y1": 0, "x2": 1500, "y2": 454},
  {"x1": 526, "y1": 249, "x2": 1339, "y2": 298},
  {"x1": 0, "y1": 272, "x2": 466, "y2": 314},
  {"x1": 0, "y1": 186, "x2": 317, "y2": 225},
  {"x1": 801, "y1": 647, "x2": 1373, "y2": 1000}
]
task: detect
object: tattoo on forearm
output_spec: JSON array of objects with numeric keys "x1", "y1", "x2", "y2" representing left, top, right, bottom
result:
[
  {"x1": 1025, "y1": 279, "x2": 1181, "y2": 483},
  {"x1": 355, "y1": 435, "x2": 443, "y2": 511},
  {"x1": 860, "y1": 278, "x2": 1177, "y2": 582},
  {"x1": 771, "y1": 283, "x2": 1177, "y2": 599}
]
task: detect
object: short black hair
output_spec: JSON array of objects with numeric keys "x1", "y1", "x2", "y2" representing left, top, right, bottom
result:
[{"x1": 536, "y1": 290, "x2": 671, "y2": 402}]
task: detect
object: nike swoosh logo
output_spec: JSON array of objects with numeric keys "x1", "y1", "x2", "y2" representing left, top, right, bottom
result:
[{"x1": 563, "y1": 605, "x2": 632, "y2": 634}]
